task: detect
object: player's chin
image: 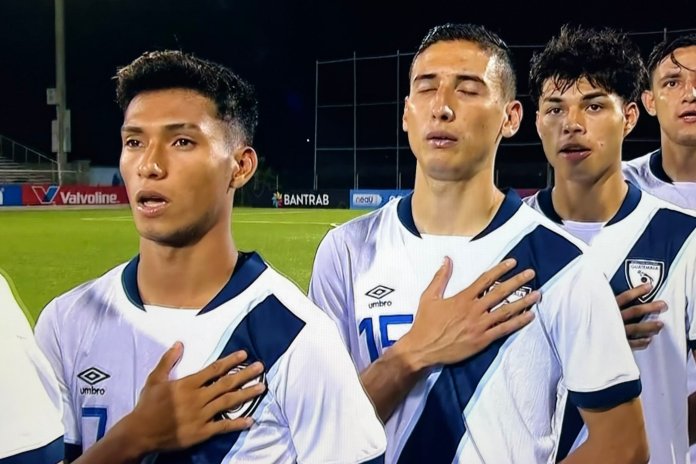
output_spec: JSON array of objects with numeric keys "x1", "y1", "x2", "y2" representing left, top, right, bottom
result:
[
  {"x1": 673, "y1": 131, "x2": 696, "y2": 146},
  {"x1": 141, "y1": 222, "x2": 209, "y2": 248}
]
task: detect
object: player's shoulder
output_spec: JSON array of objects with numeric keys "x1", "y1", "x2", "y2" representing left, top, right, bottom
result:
[
  {"x1": 37, "y1": 261, "x2": 128, "y2": 327},
  {"x1": 258, "y1": 265, "x2": 347, "y2": 352},
  {"x1": 262, "y1": 265, "x2": 339, "y2": 326},
  {"x1": 623, "y1": 151, "x2": 653, "y2": 168},
  {"x1": 326, "y1": 197, "x2": 400, "y2": 244},
  {"x1": 641, "y1": 188, "x2": 696, "y2": 219},
  {"x1": 622, "y1": 150, "x2": 655, "y2": 183},
  {"x1": 637, "y1": 191, "x2": 696, "y2": 255}
]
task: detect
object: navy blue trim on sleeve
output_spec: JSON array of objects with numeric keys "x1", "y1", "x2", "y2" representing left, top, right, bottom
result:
[
  {"x1": 65, "y1": 443, "x2": 82, "y2": 463},
  {"x1": 363, "y1": 453, "x2": 385, "y2": 464},
  {"x1": 688, "y1": 339, "x2": 696, "y2": 351},
  {"x1": 0, "y1": 436, "x2": 64, "y2": 464},
  {"x1": 569, "y1": 379, "x2": 642, "y2": 410}
]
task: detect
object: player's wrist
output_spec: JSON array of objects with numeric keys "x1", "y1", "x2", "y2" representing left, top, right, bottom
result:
[
  {"x1": 389, "y1": 335, "x2": 431, "y2": 374},
  {"x1": 108, "y1": 412, "x2": 154, "y2": 460}
]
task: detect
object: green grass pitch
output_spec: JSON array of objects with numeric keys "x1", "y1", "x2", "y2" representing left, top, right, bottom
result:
[{"x1": 0, "y1": 207, "x2": 368, "y2": 325}]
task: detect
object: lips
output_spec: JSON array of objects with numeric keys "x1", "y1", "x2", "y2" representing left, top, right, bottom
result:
[
  {"x1": 135, "y1": 190, "x2": 170, "y2": 217},
  {"x1": 678, "y1": 109, "x2": 696, "y2": 122},
  {"x1": 559, "y1": 142, "x2": 591, "y2": 162},
  {"x1": 426, "y1": 130, "x2": 458, "y2": 148}
]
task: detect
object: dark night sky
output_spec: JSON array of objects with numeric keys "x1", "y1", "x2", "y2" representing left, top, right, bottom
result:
[{"x1": 1, "y1": 0, "x2": 694, "y2": 189}]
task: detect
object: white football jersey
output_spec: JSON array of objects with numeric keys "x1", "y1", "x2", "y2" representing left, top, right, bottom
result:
[
  {"x1": 527, "y1": 183, "x2": 696, "y2": 463},
  {"x1": 624, "y1": 149, "x2": 696, "y2": 463},
  {"x1": 309, "y1": 190, "x2": 641, "y2": 463},
  {"x1": 0, "y1": 272, "x2": 64, "y2": 463},
  {"x1": 623, "y1": 149, "x2": 696, "y2": 210},
  {"x1": 34, "y1": 252, "x2": 386, "y2": 464}
]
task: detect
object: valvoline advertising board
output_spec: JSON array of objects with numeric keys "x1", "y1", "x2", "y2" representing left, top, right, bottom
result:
[{"x1": 21, "y1": 185, "x2": 129, "y2": 206}]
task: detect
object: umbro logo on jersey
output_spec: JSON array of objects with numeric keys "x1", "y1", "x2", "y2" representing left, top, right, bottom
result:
[
  {"x1": 625, "y1": 259, "x2": 664, "y2": 303},
  {"x1": 366, "y1": 285, "x2": 394, "y2": 308},
  {"x1": 485, "y1": 282, "x2": 532, "y2": 312},
  {"x1": 216, "y1": 364, "x2": 266, "y2": 421},
  {"x1": 78, "y1": 367, "x2": 110, "y2": 395},
  {"x1": 365, "y1": 285, "x2": 394, "y2": 300}
]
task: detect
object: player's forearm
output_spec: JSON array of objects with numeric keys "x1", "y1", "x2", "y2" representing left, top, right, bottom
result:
[
  {"x1": 360, "y1": 340, "x2": 428, "y2": 422},
  {"x1": 562, "y1": 398, "x2": 648, "y2": 464},
  {"x1": 72, "y1": 415, "x2": 149, "y2": 464},
  {"x1": 562, "y1": 437, "x2": 648, "y2": 464},
  {"x1": 689, "y1": 391, "x2": 696, "y2": 445}
]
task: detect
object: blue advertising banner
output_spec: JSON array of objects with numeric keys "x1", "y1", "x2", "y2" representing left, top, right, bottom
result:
[
  {"x1": 0, "y1": 185, "x2": 23, "y2": 206},
  {"x1": 349, "y1": 189, "x2": 412, "y2": 209}
]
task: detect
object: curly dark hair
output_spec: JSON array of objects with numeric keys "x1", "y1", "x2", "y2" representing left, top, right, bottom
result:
[
  {"x1": 645, "y1": 34, "x2": 696, "y2": 88},
  {"x1": 115, "y1": 50, "x2": 259, "y2": 145},
  {"x1": 410, "y1": 23, "x2": 517, "y2": 101},
  {"x1": 529, "y1": 25, "x2": 647, "y2": 107}
]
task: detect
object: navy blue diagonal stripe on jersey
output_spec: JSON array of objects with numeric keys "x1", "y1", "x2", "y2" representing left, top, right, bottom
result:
[
  {"x1": 397, "y1": 226, "x2": 581, "y2": 463},
  {"x1": 153, "y1": 295, "x2": 305, "y2": 464},
  {"x1": 609, "y1": 208, "x2": 696, "y2": 299},
  {"x1": 0, "y1": 436, "x2": 63, "y2": 464},
  {"x1": 122, "y1": 252, "x2": 267, "y2": 313}
]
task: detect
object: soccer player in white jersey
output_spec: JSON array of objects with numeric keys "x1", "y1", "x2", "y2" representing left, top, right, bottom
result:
[
  {"x1": 623, "y1": 33, "x2": 696, "y2": 461},
  {"x1": 310, "y1": 23, "x2": 647, "y2": 463},
  {"x1": 33, "y1": 50, "x2": 386, "y2": 463},
  {"x1": 623, "y1": 34, "x2": 696, "y2": 210},
  {"x1": 526, "y1": 26, "x2": 696, "y2": 463},
  {"x1": 1, "y1": 270, "x2": 64, "y2": 463},
  {"x1": 2, "y1": 269, "x2": 268, "y2": 464}
]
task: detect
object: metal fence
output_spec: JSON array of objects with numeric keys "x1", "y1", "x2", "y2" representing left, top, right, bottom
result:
[{"x1": 313, "y1": 27, "x2": 696, "y2": 191}]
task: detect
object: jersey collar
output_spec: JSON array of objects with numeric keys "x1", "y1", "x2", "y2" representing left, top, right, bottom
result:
[
  {"x1": 397, "y1": 188, "x2": 523, "y2": 241},
  {"x1": 536, "y1": 181, "x2": 642, "y2": 227},
  {"x1": 121, "y1": 251, "x2": 267, "y2": 314},
  {"x1": 649, "y1": 149, "x2": 674, "y2": 184}
]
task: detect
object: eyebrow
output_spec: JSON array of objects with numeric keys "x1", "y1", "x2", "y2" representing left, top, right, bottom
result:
[
  {"x1": 660, "y1": 71, "x2": 683, "y2": 80},
  {"x1": 542, "y1": 91, "x2": 609, "y2": 103},
  {"x1": 121, "y1": 123, "x2": 202, "y2": 133},
  {"x1": 412, "y1": 73, "x2": 486, "y2": 86}
]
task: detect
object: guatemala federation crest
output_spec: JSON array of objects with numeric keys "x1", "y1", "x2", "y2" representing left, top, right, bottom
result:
[
  {"x1": 485, "y1": 281, "x2": 532, "y2": 312},
  {"x1": 215, "y1": 364, "x2": 267, "y2": 421},
  {"x1": 625, "y1": 259, "x2": 665, "y2": 303}
]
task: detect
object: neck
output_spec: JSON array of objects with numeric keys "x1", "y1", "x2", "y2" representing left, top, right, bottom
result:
[
  {"x1": 137, "y1": 220, "x2": 237, "y2": 309},
  {"x1": 411, "y1": 166, "x2": 504, "y2": 236},
  {"x1": 661, "y1": 134, "x2": 696, "y2": 181},
  {"x1": 552, "y1": 167, "x2": 627, "y2": 222}
]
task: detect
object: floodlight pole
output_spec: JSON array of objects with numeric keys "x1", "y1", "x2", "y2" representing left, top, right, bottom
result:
[{"x1": 55, "y1": 0, "x2": 67, "y2": 185}]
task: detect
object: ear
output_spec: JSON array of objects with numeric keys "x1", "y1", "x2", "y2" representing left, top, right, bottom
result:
[
  {"x1": 402, "y1": 96, "x2": 410, "y2": 133},
  {"x1": 535, "y1": 110, "x2": 542, "y2": 139},
  {"x1": 501, "y1": 100, "x2": 523, "y2": 139},
  {"x1": 641, "y1": 90, "x2": 657, "y2": 117},
  {"x1": 623, "y1": 102, "x2": 640, "y2": 138},
  {"x1": 229, "y1": 146, "x2": 258, "y2": 190}
]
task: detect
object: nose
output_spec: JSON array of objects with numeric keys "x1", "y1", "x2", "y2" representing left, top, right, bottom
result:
[
  {"x1": 137, "y1": 142, "x2": 167, "y2": 180},
  {"x1": 562, "y1": 107, "x2": 585, "y2": 135},
  {"x1": 685, "y1": 80, "x2": 696, "y2": 103},
  {"x1": 432, "y1": 89, "x2": 456, "y2": 122}
]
